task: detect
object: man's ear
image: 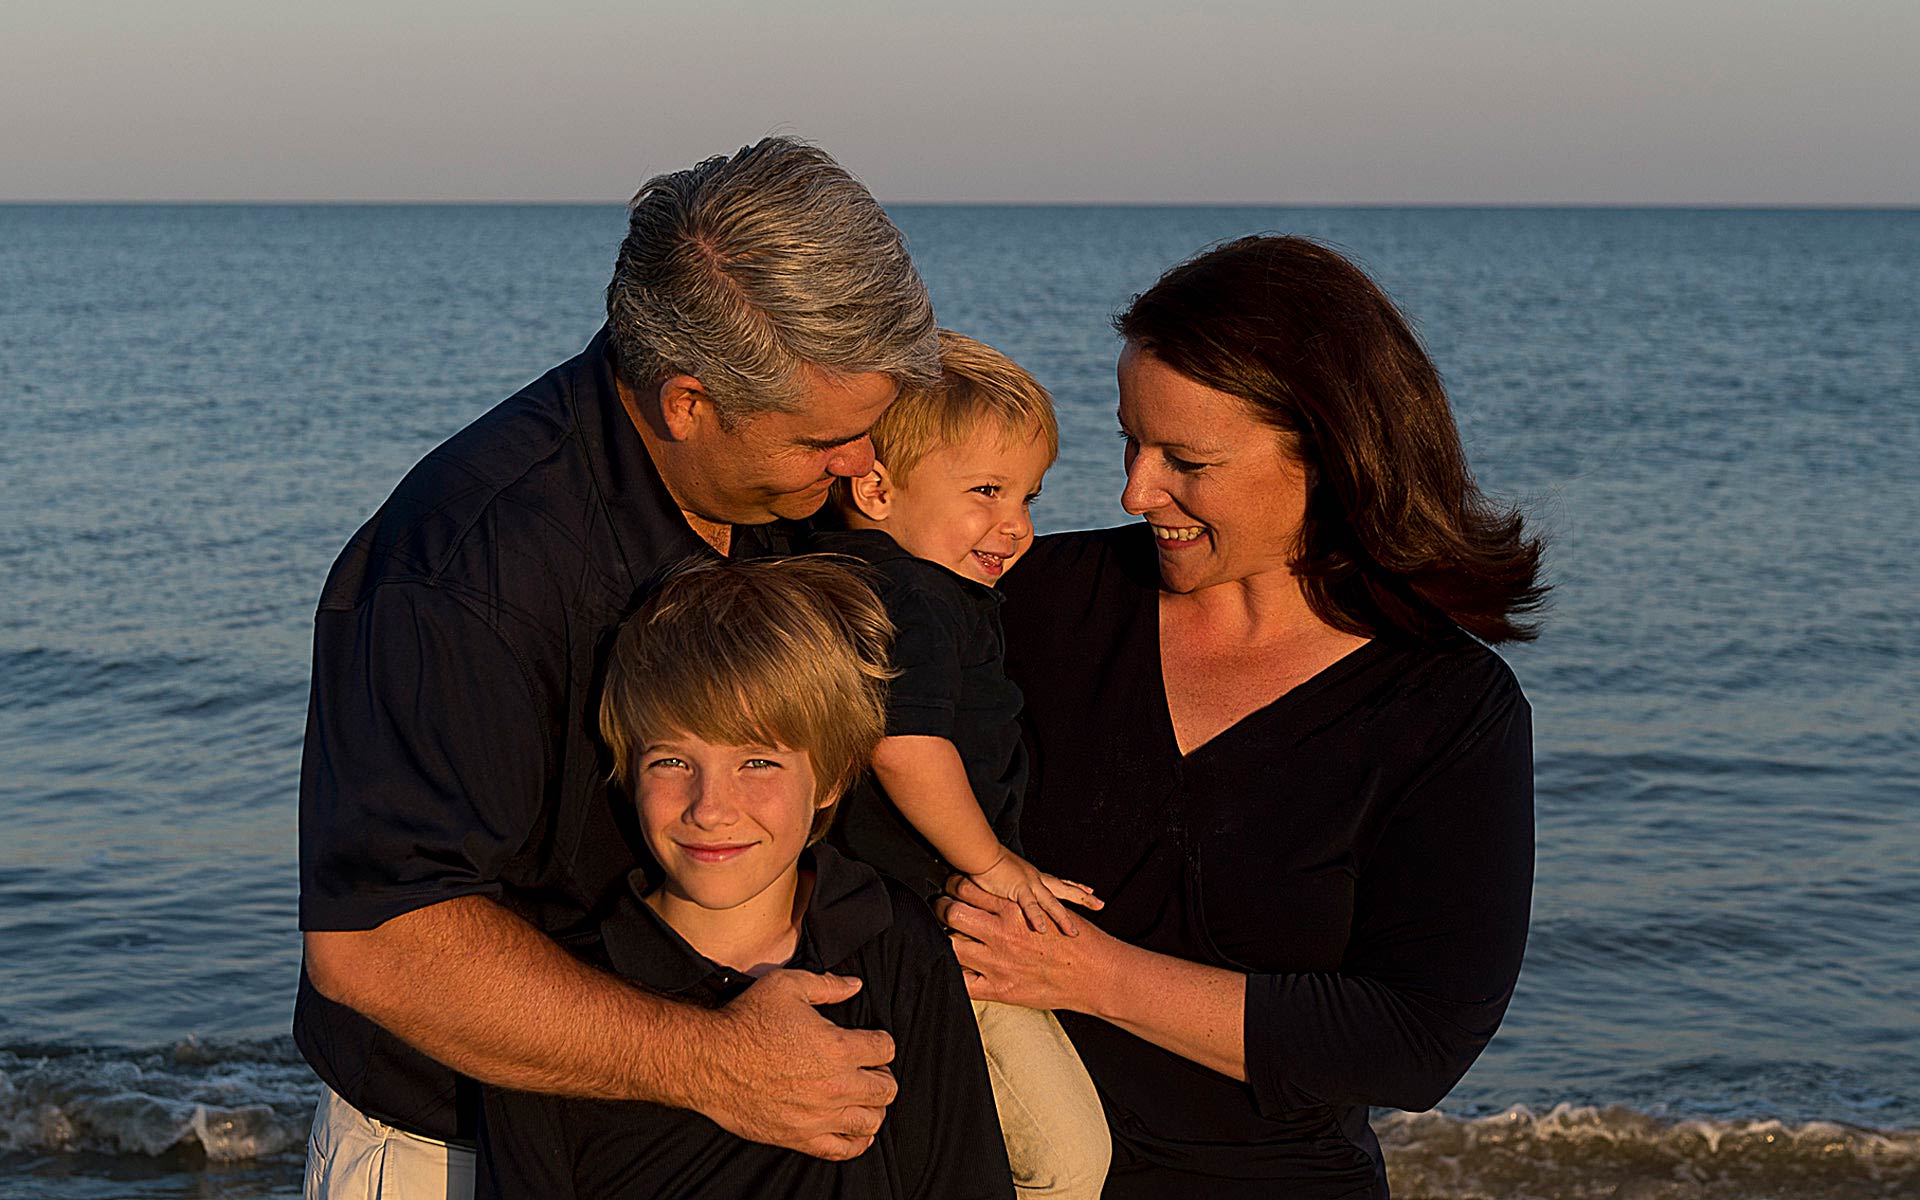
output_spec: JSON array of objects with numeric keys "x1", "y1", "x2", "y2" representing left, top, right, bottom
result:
[
  {"x1": 847, "y1": 463, "x2": 894, "y2": 522},
  {"x1": 656, "y1": 375, "x2": 711, "y2": 442}
]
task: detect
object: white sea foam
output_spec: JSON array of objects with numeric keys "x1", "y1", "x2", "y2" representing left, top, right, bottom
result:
[
  {"x1": 0, "y1": 1039, "x2": 318, "y2": 1162},
  {"x1": 1379, "y1": 1103, "x2": 1920, "y2": 1199}
]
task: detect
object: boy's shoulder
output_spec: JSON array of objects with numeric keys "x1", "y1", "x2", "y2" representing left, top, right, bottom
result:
[
  {"x1": 804, "y1": 527, "x2": 984, "y2": 623},
  {"x1": 809, "y1": 845, "x2": 961, "y2": 980}
]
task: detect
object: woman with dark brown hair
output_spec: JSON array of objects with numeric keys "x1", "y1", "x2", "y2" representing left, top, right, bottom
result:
[{"x1": 938, "y1": 235, "x2": 1545, "y2": 1198}]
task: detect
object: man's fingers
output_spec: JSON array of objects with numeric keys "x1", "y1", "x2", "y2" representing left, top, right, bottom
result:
[
  {"x1": 841, "y1": 1063, "x2": 898, "y2": 1108},
  {"x1": 797, "y1": 1133, "x2": 875, "y2": 1162},
  {"x1": 837, "y1": 1102, "x2": 887, "y2": 1139},
  {"x1": 835, "y1": 1026, "x2": 897, "y2": 1071},
  {"x1": 784, "y1": 969, "x2": 864, "y2": 1006}
]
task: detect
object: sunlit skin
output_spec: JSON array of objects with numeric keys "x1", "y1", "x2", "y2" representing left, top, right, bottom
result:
[
  {"x1": 624, "y1": 364, "x2": 898, "y2": 551},
  {"x1": 845, "y1": 418, "x2": 1052, "y2": 587},
  {"x1": 1117, "y1": 343, "x2": 1311, "y2": 598},
  {"x1": 635, "y1": 734, "x2": 832, "y2": 976}
]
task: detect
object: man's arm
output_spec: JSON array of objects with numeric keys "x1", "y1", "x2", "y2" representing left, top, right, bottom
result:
[{"x1": 305, "y1": 894, "x2": 897, "y2": 1160}]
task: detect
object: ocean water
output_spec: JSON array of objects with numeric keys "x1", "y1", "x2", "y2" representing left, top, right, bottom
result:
[{"x1": 1, "y1": 204, "x2": 1916, "y2": 1199}]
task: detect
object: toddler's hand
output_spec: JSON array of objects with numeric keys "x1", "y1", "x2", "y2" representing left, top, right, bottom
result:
[{"x1": 967, "y1": 850, "x2": 1103, "y2": 936}]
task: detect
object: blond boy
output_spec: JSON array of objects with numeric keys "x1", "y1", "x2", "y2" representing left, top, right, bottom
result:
[
  {"x1": 475, "y1": 558, "x2": 1012, "y2": 1199},
  {"x1": 816, "y1": 331, "x2": 1111, "y2": 1199}
]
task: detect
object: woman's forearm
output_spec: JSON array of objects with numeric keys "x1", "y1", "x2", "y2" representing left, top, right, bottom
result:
[
  {"x1": 1070, "y1": 933, "x2": 1249, "y2": 1081},
  {"x1": 943, "y1": 878, "x2": 1248, "y2": 1081}
]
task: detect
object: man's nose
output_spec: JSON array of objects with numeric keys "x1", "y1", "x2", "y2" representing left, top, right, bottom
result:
[{"x1": 825, "y1": 437, "x2": 876, "y2": 479}]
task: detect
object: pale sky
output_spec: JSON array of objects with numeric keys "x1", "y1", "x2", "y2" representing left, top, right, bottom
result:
[{"x1": 4, "y1": 0, "x2": 1914, "y2": 204}]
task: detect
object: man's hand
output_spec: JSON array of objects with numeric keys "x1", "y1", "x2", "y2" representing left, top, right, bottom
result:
[
  {"x1": 690, "y1": 969, "x2": 898, "y2": 1160},
  {"x1": 303, "y1": 897, "x2": 897, "y2": 1160}
]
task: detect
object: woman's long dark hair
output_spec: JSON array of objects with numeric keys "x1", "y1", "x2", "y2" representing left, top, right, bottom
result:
[{"x1": 1116, "y1": 235, "x2": 1548, "y2": 644}]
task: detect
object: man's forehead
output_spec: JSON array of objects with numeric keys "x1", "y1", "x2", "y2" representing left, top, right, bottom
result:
[{"x1": 781, "y1": 367, "x2": 898, "y2": 445}]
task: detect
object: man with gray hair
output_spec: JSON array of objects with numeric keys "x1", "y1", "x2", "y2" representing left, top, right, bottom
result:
[{"x1": 295, "y1": 137, "x2": 940, "y2": 1198}]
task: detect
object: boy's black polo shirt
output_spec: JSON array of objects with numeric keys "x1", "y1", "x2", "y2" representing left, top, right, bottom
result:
[
  {"x1": 807, "y1": 528, "x2": 1028, "y2": 900},
  {"x1": 476, "y1": 845, "x2": 1012, "y2": 1200},
  {"x1": 294, "y1": 326, "x2": 792, "y2": 1142}
]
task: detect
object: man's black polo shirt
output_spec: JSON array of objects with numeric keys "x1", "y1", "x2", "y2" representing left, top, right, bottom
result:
[
  {"x1": 294, "y1": 326, "x2": 790, "y2": 1142},
  {"x1": 807, "y1": 528, "x2": 1028, "y2": 901},
  {"x1": 475, "y1": 845, "x2": 1012, "y2": 1199}
]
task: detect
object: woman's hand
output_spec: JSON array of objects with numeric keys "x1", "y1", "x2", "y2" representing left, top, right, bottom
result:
[
  {"x1": 938, "y1": 875, "x2": 1251, "y2": 1079},
  {"x1": 966, "y1": 850, "x2": 1103, "y2": 936},
  {"x1": 935, "y1": 874, "x2": 1116, "y2": 1011}
]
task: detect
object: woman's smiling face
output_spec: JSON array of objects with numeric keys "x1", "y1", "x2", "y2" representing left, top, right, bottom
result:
[{"x1": 1117, "y1": 343, "x2": 1309, "y2": 596}]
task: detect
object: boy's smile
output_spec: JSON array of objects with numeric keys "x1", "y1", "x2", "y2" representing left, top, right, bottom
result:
[
  {"x1": 873, "y1": 420, "x2": 1053, "y2": 588},
  {"x1": 635, "y1": 733, "x2": 828, "y2": 967}
]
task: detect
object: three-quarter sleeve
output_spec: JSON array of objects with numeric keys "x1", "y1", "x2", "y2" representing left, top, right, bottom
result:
[
  {"x1": 298, "y1": 583, "x2": 549, "y2": 931},
  {"x1": 1243, "y1": 687, "x2": 1535, "y2": 1114}
]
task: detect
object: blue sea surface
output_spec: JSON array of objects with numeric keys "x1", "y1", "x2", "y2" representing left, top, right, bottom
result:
[{"x1": 2, "y1": 204, "x2": 1916, "y2": 1198}]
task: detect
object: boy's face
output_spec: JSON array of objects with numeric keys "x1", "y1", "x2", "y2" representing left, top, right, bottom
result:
[
  {"x1": 885, "y1": 421, "x2": 1052, "y2": 587},
  {"x1": 634, "y1": 732, "x2": 827, "y2": 914}
]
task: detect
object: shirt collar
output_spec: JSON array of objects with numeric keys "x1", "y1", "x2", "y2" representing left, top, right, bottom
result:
[
  {"x1": 807, "y1": 527, "x2": 1003, "y2": 608},
  {"x1": 598, "y1": 844, "x2": 894, "y2": 993}
]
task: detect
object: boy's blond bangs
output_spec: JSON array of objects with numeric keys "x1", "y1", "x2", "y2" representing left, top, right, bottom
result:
[
  {"x1": 846, "y1": 330, "x2": 1060, "y2": 495},
  {"x1": 598, "y1": 557, "x2": 893, "y2": 842}
]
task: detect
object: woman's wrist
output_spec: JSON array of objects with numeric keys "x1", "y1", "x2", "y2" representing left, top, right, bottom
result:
[{"x1": 1060, "y1": 921, "x2": 1129, "y2": 1017}]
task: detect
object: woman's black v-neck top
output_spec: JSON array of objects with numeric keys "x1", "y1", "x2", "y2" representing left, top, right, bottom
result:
[{"x1": 1002, "y1": 526, "x2": 1534, "y2": 1200}]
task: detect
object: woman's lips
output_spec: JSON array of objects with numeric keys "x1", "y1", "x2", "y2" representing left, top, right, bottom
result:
[
  {"x1": 676, "y1": 842, "x2": 756, "y2": 864},
  {"x1": 1149, "y1": 523, "x2": 1207, "y2": 548}
]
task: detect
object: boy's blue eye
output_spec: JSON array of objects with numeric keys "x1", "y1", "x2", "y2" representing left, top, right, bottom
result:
[
  {"x1": 742, "y1": 758, "x2": 781, "y2": 769},
  {"x1": 647, "y1": 756, "x2": 688, "y2": 770}
]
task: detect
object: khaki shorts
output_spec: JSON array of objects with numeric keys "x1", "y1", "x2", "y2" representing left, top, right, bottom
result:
[
  {"x1": 304, "y1": 1085, "x2": 475, "y2": 1200},
  {"x1": 973, "y1": 999, "x2": 1112, "y2": 1200}
]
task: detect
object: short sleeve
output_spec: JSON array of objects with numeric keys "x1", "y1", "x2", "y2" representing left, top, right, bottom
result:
[
  {"x1": 298, "y1": 584, "x2": 549, "y2": 931},
  {"x1": 881, "y1": 892, "x2": 1016, "y2": 1199},
  {"x1": 1243, "y1": 685, "x2": 1535, "y2": 1114},
  {"x1": 879, "y1": 573, "x2": 971, "y2": 741}
]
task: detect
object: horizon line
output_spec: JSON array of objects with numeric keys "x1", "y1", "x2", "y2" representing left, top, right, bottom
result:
[{"x1": 2, "y1": 199, "x2": 1917, "y2": 212}]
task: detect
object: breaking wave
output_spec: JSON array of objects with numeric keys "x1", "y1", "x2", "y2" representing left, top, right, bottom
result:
[
  {"x1": 6, "y1": 1038, "x2": 1918, "y2": 1200},
  {"x1": 1380, "y1": 1103, "x2": 1920, "y2": 1199},
  {"x1": 0, "y1": 1039, "x2": 318, "y2": 1163}
]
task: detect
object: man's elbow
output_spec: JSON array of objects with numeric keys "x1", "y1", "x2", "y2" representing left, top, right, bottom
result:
[{"x1": 304, "y1": 928, "x2": 388, "y2": 1011}]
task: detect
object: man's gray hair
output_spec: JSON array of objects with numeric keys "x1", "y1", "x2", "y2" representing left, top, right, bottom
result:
[{"x1": 606, "y1": 137, "x2": 940, "y2": 425}]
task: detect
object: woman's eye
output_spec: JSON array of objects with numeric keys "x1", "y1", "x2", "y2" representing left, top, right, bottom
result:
[
  {"x1": 1167, "y1": 455, "x2": 1207, "y2": 474},
  {"x1": 1115, "y1": 428, "x2": 1137, "y2": 447}
]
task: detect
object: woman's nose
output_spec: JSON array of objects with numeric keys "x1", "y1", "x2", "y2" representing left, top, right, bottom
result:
[{"x1": 1121, "y1": 457, "x2": 1166, "y2": 515}]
